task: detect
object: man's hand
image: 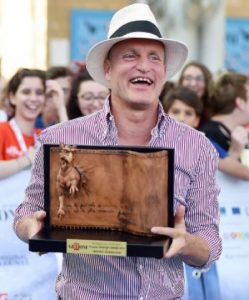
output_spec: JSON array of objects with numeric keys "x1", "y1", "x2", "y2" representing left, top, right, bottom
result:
[
  {"x1": 151, "y1": 205, "x2": 187, "y2": 258},
  {"x1": 16, "y1": 210, "x2": 46, "y2": 242},
  {"x1": 229, "y1": 126, "x2": 249, "y2": 159},
  {"x1": 45, "y1": 80, "x2": 68, "y2": 123},
  {"x1": 151, "y1": 205, "x2": 210, "y2": 267}
]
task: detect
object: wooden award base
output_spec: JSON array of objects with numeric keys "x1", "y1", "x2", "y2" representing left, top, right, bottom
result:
[{"x1": 29, "y1": 229, "x2": 171, "y2": 258}]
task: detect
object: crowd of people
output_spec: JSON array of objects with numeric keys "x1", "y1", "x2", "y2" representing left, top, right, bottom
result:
[
  {"x1": 0, "y1": 2, "x2": 248, "y2": 299},
  {"x1": 1, "y1": 60, "x2": 248, "y2": 180},
  {"x1": 0, "y1": 64, "x2": 110, "y2": 178}
]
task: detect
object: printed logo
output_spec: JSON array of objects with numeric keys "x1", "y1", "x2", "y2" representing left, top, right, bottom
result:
[
  {"x1": 231, "y1": 207, "x2": 241, "y2": 215},
  {"x1": 222, "y1": 231, "x2": 249, "y2": 240},
  {"x1": 72, "y1": 242, "x2": 80, "y2": 251},
  {"x1": 220, "y1": 207, "x2": 226, "y2": 215},
  {"x1": 6, "y1": 146, "x2": 22, "y2": 158}
]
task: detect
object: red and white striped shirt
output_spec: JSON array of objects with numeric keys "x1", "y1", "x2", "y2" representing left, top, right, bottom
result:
[{"x1": 14, "y1": 100, "x2": 221, "y2": 300}]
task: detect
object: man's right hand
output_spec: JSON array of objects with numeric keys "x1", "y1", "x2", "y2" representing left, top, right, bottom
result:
[{"x1": 16, "y1": 210, "x2": 46, "y2": 242}]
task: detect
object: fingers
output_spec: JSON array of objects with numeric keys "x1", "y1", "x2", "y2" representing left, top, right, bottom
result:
[
  {"x1": 33, "y1": 210, "x2": 46, "y2": 221},
  {"x1": 174, "y1": 205, "x2": 185, "y2": 229},
  {"x1": 151, "y1": 205, "x2": 186, "y2": 235},
  {"x1": 151, "y1": 226, "x2": 176, "y2": 237},
  {"x1": 151, "y1": 205, "x2": 187, "y2": 258}
]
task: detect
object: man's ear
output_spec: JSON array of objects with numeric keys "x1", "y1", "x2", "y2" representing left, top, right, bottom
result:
[{"x1": 104, "y1": 59, "x2": 111, "y2": 81}]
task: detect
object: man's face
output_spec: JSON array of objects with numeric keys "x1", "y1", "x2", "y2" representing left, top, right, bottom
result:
[{"x1": 104, "y1": 39, "x2": 166, "y2": 110}]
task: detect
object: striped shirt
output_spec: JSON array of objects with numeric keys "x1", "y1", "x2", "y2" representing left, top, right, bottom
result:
[{"x1": 14, "y1": 100, "x2": 222, "y2": 300}]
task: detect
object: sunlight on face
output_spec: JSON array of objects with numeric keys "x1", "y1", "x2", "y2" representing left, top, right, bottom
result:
[
  {"x1": 11, "y1": 76, "x2": 45, "y2": 121},
  {"x1": 104, "y1": 39, "x2": 166, "y2": 110}
]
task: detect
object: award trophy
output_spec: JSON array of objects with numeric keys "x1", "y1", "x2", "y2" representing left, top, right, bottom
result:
[{"x1": 29, "y1": 145, "x2": 174, "y2": 258}]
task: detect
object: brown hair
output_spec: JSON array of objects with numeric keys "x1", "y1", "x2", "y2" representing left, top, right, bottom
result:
[
  {"x1": 162, "y1": 86, "x2": 203, "y2": 116},
  {"x1": 46, "y1": 66, "x2": 73, "y2": 79},
  {"x1": 7, "y1": 68, "x2": 46, "y2": 96},
  {"x1": 179, "y1": 61, "x2": 212, "y2": 100},
  {"x1": 210, "y1": 72, "x2": 249, "y2": 115},
  {"x1": 66, "y1": 67, "x2": 93, "y2": 119}
]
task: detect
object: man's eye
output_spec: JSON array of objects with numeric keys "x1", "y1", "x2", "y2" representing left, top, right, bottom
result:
[
  {"x1": 150, "y1": 54, "x2": 160, "y2": 61},
  {"x1": 123, "y1": 53, "x2": 136, "y2": 59}
]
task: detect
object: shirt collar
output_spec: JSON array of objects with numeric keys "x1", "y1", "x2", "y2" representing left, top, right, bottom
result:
[{"x1": 99, "y1": 97, "x2": 170, "y2": 142}]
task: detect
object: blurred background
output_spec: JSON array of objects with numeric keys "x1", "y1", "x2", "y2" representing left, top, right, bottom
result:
[
  {"x1": 1, "y1": 1, "x2": 249, "y2": 299},
  {"x1": 0, "y1": 0, "x2": 248, "y2": 80}
]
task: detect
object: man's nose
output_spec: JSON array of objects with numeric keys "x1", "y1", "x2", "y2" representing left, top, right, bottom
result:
[{"x1": 136, "y1": 57, "x2": 150, "y2": 73}]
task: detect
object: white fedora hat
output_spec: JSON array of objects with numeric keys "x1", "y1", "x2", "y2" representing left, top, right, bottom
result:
[{"x1": 86, "y1": 3, "x2": 188, "y2": 88}]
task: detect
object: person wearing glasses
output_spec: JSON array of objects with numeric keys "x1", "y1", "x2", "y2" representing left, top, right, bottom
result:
[
  {"x1": 67, "y1": 66, "x2": 109, "y2": 119},
  {"x1": 178, "y1": 61, "x2": 213, "y2": 127}
]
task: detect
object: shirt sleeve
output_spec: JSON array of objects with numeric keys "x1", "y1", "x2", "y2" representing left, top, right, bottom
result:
[
  {"x1": 184, "y1": 137, "x2": 222, "y2": 269},
  {"x1": 13, "y1": 136, "x2": 45, "y2": 230}
]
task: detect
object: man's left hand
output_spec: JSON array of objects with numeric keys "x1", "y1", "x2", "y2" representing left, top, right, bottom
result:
[{"x1": 151, "y1": 205, "x2": 187, "y2": 258}]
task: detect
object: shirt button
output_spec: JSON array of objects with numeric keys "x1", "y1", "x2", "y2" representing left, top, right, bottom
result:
[
  {"x1": 139, "y1": 264, "x2": 143, "y2": 270},
  {"x1": 139, "y1": 297, "x2": 144, "y2": 300}
]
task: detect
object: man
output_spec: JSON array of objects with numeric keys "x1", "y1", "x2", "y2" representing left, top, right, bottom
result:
[{"x1": 14, "y1": 4, "x2": 222, "y2": 299}]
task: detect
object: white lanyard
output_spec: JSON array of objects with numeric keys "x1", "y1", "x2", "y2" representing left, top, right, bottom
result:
[{"x1": 9, "y1": 118, "x2": 36, "y2": 155}]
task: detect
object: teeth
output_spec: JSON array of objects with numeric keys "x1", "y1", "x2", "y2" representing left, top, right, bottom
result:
[
  {"x1": 131, "y1": 77, "x2": 152, "y2": 84},
  {"x1": 26, "y1": 104, "x2": 40, "y2": 110}
]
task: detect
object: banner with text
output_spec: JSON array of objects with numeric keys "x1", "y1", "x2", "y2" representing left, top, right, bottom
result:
[{"x1": 0, "y1": 170, "x2": 58, "y2": 300}]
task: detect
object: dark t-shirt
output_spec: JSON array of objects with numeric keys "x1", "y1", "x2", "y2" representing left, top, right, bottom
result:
[{"x1": 200, "y1": 120, "x2": 231, "y2": 152}]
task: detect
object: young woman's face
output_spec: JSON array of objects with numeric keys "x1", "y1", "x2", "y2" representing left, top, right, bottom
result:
[
  {"x1": 181, "y1": 66, "x2": 206, "y2": 99},
  {"x1": 77, "y1": 80, "x2": 109, "y2": 115},
  {"x1": 10, "y1": 76, "x2": 45, "y2": 121}
]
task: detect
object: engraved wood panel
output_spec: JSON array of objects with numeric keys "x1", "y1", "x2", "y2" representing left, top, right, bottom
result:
[{"x1": 49, "y1": 148, "x2": 168, "y2": 236}]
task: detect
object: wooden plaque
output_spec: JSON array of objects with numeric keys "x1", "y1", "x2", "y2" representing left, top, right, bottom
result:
[{"x1": 29, "y1": 145, "x2": 174, "y2": 258}]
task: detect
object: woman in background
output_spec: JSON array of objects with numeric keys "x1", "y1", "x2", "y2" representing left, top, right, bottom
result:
[
  {"x1": 67, "y1": 66, "x2": 109, "y2": 119},
  {"x1": 178, "y1": 61, "x2": 213, "y2": 127},
  {"x1": 0, "y1": 68, "x2": 46, "y2": 178}
]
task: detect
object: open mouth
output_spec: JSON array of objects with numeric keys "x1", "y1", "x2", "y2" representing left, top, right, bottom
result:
[
  {"x1": 130, "y1": 77, "x2": 153, "y2": 86},
  {"x1": 25, "y1": 103, "x2": 42, "y2": 113}
]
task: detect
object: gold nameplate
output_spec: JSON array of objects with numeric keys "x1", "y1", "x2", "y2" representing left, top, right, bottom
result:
[{"x1": 67, "y1": 239, "x2": 127, "y2": 256}]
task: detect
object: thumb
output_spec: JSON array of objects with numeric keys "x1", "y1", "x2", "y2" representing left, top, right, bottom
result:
[
  {"x1": 174, "y1": 205, "x2": 185, "y2": 229},
  {"x1": 33, "y1": 210, "x2": 46, "y2": 221}
]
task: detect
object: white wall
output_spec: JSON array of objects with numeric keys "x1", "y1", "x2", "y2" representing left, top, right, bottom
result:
[{"x1": 144, "y1": 0, "x2": 225, "y2": 77}]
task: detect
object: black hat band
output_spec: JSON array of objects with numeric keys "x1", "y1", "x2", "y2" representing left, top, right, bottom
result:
[{"x1": 110, "y1": 20, "x2": 162, "y2": 39}]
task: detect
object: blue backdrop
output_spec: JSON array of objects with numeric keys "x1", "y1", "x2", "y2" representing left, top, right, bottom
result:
[{"x1": 70, "y1": 9, "x2": 114, "y2": 63}]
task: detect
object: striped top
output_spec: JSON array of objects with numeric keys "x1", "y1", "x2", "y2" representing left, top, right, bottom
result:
[{"x1": 14, "y1": 100, "x2": 222, "y2": 300}]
